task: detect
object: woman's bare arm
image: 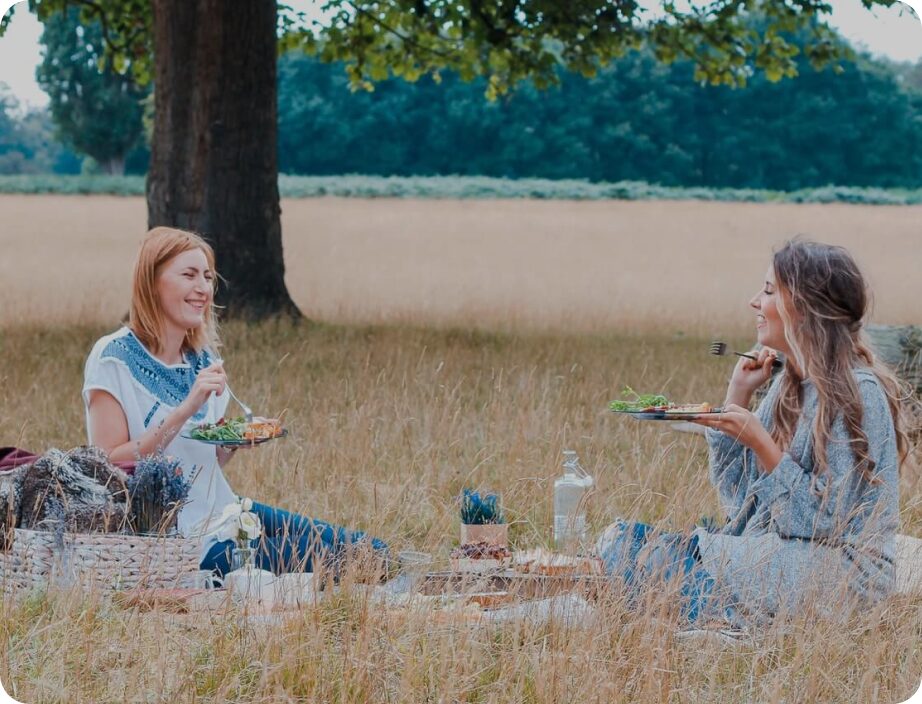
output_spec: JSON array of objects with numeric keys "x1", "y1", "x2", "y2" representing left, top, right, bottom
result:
[
  {"x1": 87, "y1": 361, "x2": 228, "y2": 462},
  {"x1": 88, "y1": 389, "x2": 196, "y2": 462},
  {"x1": 216, "y1": 446, "x2": 237, "y2": 467}
]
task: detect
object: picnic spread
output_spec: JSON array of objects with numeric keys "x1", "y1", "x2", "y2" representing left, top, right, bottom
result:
[
  {"x1": 0, "y1": 443, "x2": 612, "y2": 628},
  {"x1": 1, "y1": 323, "x2": 919, "y2": 631}
]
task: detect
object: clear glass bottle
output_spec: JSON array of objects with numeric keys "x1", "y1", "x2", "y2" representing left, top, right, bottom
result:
[{"x1": 553, "y1": 450, "x2": 594, "y2": 551}]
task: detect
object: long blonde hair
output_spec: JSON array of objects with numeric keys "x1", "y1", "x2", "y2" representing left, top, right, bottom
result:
[
  {"x1": 770, "y1": 239, "x2": 909, "y2": 484},
  {"x1": 129, "y1": 227, "x2": 221, "y2": 355}
]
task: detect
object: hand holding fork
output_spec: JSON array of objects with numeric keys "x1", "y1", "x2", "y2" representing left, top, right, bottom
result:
[{"x1": 710, "y1": 341, "x2": 783, "y2": 370}]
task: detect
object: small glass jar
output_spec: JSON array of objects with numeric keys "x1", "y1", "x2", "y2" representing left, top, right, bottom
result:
[{"x1": 231, "y1": 544, "x2": 256, "y2": 572}]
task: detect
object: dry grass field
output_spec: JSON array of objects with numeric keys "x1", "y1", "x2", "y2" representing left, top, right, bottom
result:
[
  {"x1": 1, "y1": 194, "x2": 920, "y2": 331},
  {"x1": 0, "y1": 194, "x2": 921, "y2": 703}
]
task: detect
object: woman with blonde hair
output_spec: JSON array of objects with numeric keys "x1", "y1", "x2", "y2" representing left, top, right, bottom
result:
[
  {"x1": 598, "y1": 239, "x2": 908, "y2": 624},
  {"x1": 83, "y1": 227, "x2": 387, "y2": 578}
]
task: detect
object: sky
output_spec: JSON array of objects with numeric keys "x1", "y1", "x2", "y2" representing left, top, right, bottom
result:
[{"x1": 1, "y1": 0, "x2": 920, "y2": 111}]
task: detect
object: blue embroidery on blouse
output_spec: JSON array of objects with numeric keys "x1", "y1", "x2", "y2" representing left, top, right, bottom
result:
[
  {"x1": 100, "y1": 331, "x2": 213, "y2": 422},
  {"x1": 143, "y1": 402, "x2": 161, "y2": 428}
]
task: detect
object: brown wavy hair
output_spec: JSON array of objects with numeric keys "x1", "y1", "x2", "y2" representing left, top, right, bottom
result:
[
  {"x1": 129, "y1": 227, "x2": 221, "y2": 356},
  {"x1": 770, "y1": 239, "x2": 909, "y2": 485}
]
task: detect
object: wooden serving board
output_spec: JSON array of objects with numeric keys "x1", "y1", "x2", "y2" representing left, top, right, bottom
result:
[{"x1": 419, "y1": 570, "x2": 609, "y2": 600}]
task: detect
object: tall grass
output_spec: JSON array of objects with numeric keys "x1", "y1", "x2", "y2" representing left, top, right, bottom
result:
[
  {"x1": 2, "y1": 174, "x2": 922, "y2": 204},
  {"x1": 1, "y1": 321, "x2": 920, "y2": 703}
]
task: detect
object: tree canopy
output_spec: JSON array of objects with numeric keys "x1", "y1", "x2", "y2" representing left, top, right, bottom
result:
[
  {"x1": 4, "y1": 0, "x2": 897, "y2": 95},
  {"x1": 36, "y1": 7, "x2": 149, "y2": 174}
]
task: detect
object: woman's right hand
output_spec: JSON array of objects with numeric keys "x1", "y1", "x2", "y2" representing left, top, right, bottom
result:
[
  {"x1": 180, "y1": 362, "x2": 227, "y2": 418},
  {"x1": 726, "y1": 347, "x2": 778, "y2": 405}
]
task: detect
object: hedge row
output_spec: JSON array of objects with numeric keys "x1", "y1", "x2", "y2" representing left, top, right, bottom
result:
[{"x1": 2, "y1": 174, "x2": 920, "y2": 205}]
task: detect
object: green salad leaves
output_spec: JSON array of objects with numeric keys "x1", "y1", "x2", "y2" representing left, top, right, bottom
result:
[
  {"x1": 608, "y1": 386, "x2": 670, "y2": 412},
  {"x1": 189, "y1": 417, "x2": 249, "y2": 442}
]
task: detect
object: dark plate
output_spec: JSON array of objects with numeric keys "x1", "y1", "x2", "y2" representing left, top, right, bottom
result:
[
  {"x1": 610, "y1": 409, "x2": 721, "y2": 421},
  {"x1": 181, "y1": 428, "x2": 289, "y2": 447}
]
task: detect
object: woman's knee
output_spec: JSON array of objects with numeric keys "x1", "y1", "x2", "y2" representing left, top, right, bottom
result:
[
  {"x1": 596, "y1": 519, "x2": 652, "y2": 574},
  {"x1": 199, "y1": 539, "x2": 235, "y2": 577}
]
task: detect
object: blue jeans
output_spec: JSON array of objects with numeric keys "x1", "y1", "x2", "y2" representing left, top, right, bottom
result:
[
  {"x1": 199, "y1": 501, "x2": 389, "y2": 577},
  {"x1": 596, "y1": 519, "x2": 735, "y2": 624}
]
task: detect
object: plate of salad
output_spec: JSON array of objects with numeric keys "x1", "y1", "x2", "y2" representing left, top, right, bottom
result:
[
  {"x1": 183, "y1": 417, "x2": 288, "y2": 447},
  {"x1": 609, "y1": 387, "x2": 720, "y2": 420}
]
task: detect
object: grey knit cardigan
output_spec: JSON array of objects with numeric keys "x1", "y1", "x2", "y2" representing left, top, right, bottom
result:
[{"x1": 694, "y1": 368, "x2": 899, "y2": 621}]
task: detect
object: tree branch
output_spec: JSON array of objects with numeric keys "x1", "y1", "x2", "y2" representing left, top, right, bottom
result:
[
  {"x1": 63, "y1": 0, "x2": 144, "y2": 60},
  {"x1": 344, "y1": 2, "x2": 460, "y2": 59}
]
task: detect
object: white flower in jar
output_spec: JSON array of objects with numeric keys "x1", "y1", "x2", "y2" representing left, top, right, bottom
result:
[
  {"x1": 214, "y1": 502, "x2": 243, "y2": 541},
  {"x1": 218, "y1": 501, "x2": 243, "y2": 523},
  {"x1": 238, "y1": 511, "x2": 262, "y2": 541}
]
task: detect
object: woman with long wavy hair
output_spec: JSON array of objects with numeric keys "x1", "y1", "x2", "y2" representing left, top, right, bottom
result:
[
  {"x1": 690, "y1": 238, "x2": 909, "y2": 620},
  {"x1": 597, "y1": 239, "x2": 908, "y2": 625}
]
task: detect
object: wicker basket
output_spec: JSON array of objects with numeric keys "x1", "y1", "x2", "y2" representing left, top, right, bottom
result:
[
  {"x1": 0, "y1": 527, "x2": 200, "y2": 592},
  {"x1": 0, "y1": 528, "x2": 57, "y2": 592}
]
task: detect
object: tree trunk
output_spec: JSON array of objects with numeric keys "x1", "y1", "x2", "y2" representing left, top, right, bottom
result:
[
  {"x1": 147, "y1": 0, "x2": 301, "y2": 320},
  {"x1": 103, "y1": 156, "x2": 126, "y2": 176}
]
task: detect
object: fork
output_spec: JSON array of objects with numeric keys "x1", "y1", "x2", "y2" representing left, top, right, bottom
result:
[
  {"x1": 710, "y1": 341, "x2": 784, "y2": 369},
  {"x1": 225, "y1": 385, "x2": 254, "y2": 423}
]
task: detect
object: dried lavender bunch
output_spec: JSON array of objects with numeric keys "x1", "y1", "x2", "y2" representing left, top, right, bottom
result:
[{"x1": 126, "y1": 454, "x2": 190, "y2": 535}]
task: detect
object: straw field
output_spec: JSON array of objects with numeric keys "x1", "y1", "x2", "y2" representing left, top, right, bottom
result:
[
  {"x1": 0, "y1": 194, "x2": 920, "y2": 703},
  {"x1": 1, "y1": 195, "x2": 920, "y2": 331}
]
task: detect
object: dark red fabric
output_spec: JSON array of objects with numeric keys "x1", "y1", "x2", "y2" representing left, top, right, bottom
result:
[
  {"x1": 0, "y1": 447, "x2": 38, "y2": 471},
  {"x1": 0, "y1": 447, "x2": 135, "y2": 474}
]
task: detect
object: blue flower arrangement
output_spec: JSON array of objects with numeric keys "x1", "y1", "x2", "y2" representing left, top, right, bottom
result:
[{"x1": 460, "y1": 489, "x2": 505, "y2": 525}]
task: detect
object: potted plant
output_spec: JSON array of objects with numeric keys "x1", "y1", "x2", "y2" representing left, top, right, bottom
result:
[{"x1": 459, "y1": 489, "x2": 508, "y2": 547}]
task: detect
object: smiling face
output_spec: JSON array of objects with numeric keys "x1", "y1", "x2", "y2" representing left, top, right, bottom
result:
[
  {"x1": 155, "y1": 248, "x2": 214, "y2": 333},
  {"x1": 750, "y1": 265, "x2": 791, "y2": 355}
]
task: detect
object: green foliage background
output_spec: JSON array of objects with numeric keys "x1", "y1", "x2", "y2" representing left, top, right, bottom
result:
[
  {"x1": 2, "y1": 5, "x2": 921, "y2": 190},
  {"x1": 276, "y1": 47, "x2": 922, "y2": 190}
]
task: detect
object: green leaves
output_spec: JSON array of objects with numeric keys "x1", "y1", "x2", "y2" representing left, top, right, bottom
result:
[
  {"x1": 189, "y1": 417, "x2": 250, "y2": 442},
  {"x1": 28, "y1": 0, "x2": 154, "y2": 85},
  {"x1": 609, "y1": 386, "x2": 670, "y2": 412},
  {"x1": 13, "y1": 0, "x2": 895, "y2": 99},
  {"x1": 0, "y1": 4, "x2": 15, "y2": 37},
  {"x1": 290, "y1": 0, "x2": 871, "y2": 96},
  {"x1": 294, "y1": 0, "x2": 868, "y2": 99}
]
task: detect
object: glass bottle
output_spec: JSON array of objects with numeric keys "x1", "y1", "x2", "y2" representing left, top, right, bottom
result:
[{"x1": 553, "y1": 450, "x2": 594, "y2": 552}]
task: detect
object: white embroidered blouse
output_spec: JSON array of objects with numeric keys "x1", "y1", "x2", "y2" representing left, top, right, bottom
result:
[{"x1": 82, "y1": 326, "x2": 237, "y2": 559}]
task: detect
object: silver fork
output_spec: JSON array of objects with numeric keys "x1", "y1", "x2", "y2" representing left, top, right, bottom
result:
[
  {"x1": 710, "y1": 341, "x2": 784, "y2": 369},
  {"x1": 225, "y1": 386, "x2": 254, "y2": 422}
]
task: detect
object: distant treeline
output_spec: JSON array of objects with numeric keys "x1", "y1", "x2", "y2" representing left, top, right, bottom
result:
[
  {"x1": 278, "y1": 49, "x2": 922, "y2": 190},
  {"x1": 3, "y1": 37, "x2": 922, "y2": 191}
]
